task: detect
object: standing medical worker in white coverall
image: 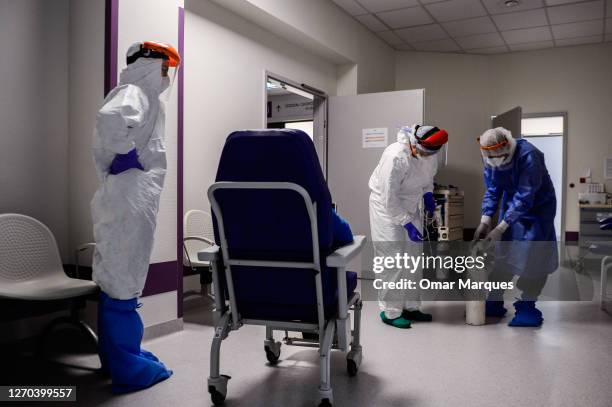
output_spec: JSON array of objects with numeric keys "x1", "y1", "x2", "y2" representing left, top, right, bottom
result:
[
  {"x1": 369, "y1": 125, "x2": 449, "y2": 329},
  {"x1": 91, "y1": 41, "x2": 180, "y2": 393}
]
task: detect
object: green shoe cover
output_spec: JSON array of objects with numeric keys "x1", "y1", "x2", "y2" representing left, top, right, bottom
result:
[
  {"x1": 380, "y1": 312, "x2": 411, "y2": 329},
  {"x1": 402, "y1": 309, "x2": 433, "y2": 322}
]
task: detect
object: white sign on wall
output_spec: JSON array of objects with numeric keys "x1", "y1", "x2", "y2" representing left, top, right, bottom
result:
[{"x1": 362, "y1": 128, "x2": 388, "y2": 148}]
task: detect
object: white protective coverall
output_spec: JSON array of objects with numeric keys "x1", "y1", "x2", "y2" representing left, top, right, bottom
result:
[
  {"x1": 91, "y1": 58, "x2": 170, "y2": 300},
  {"x1": 368, "y1": 130, "x2": 438, "y2": 318}
]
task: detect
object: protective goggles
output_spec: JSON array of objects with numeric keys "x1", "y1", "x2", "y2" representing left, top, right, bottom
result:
[
  {"x1": 477, "y1": 137, "x2": 509, "y2": 151},
  {"x1": 127, "y1": 41, "x2": 181, "y2": 67}
]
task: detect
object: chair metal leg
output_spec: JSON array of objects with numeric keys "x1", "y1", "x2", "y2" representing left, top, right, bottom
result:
[
  {"x1": 602, "y1": 256, "x2": 611, "y2": 311},
  {"x1": 347, "y1": 299, "x2": 363, "y2": 377},
  {"x1": 318, "y1": 322, "x2": 335, "y2": 406},
  {"x1": 37, "y1": 301, "x2": 98, "y2": 357},
  {"x1": 208, "y1": 312, "x2": 231, "y2": 405}
]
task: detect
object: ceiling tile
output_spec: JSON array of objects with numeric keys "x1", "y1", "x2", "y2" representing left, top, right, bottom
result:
[
  {"x1": 332, "y1": 0, "x2": 368, "y2": 16},
  {"x1": 510, "y1": 40, "x2": 555, "y2": 51},
  {"x1": 547, "y1": 0, "x2": 604, "y2": 25},
  {"x1": 455, "y1": 32, "x2": 505, "y2": 49},
  {"x1": 395, "y1": 43, "x2": 416, "y2": 50},
  {"x1": 358, "y1": 0, "x2": 419, "y2": 13},
  {"x1": 607, "y1": 18, "x2": 612, "y2": 32},
  {"x1": 377, "y1": 6, "x2": 433, "y2": 28},
  {"x1": 552, "y1": 19, "x2": 604, "y2": 38},
  {"x1": 545, "y1": 0, "x2": 590, "y2": 5},
  {"x1": 482, "y1": 0, "x2": 545, "y2": 14},
  {"x1": 608, "y1": 0, "x2": 612, "y2": 17},
  {"x1": 395, "y1": 23, "x2": 448, "y2": 42},
  {"x1": 355, "y1": 14, "x2": 389, "y2": 32},
  {"x1": 492, "y1": 8, "x2": 548, "y2": 31},
  {"x1": 606, "y1": 33, "x2": 612, "y2": 41},
  {"x1": 377, "y1": 30, "x2": 406, "y2": 45},
  {"x1": 502, "y1": 26, "x2": 552, "y2": 44},
  {"x1": 425, "y1": 0, "x2": 487, "y2": 22},
  {"x1": 555, "y1": 35, "x2": 603, "y2": 46},
  {"x1": 466, "y1": 45, "x2": 509, "y2": 54},
  {"x1": 442, "y1": 16, "x2": 497, "y2": 37},
  {"x1": 411, "y1": 38, "x2": 461, "y2": 52}
]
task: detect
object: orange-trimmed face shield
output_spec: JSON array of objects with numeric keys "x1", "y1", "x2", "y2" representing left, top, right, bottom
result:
[
  {"x1": 143, "y1": 41, "x2": 181, "y2": 67},
  {"x1": 127, "y1": 41, "x2": 181, "y2": 68}
]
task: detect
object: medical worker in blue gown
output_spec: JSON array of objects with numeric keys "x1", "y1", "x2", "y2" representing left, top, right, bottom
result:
[
  {"x1": 473, "y1": 127, "x2": 558, "y2": 327},
  {"x1": 91, "y1": 41, "x2": 180, "y2": 393}
]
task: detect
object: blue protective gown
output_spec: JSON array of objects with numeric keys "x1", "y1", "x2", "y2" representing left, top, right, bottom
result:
[{"x1": 481, "y1": 139, "x2": 558, "y2": 276}]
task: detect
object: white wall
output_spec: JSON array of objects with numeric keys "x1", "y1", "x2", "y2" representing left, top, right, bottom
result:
[
  {"x1": 0, "y1": 0, "x2": 70, "y2": 259},
  {"x1": 395, "y1": 51, "x2": 490, "y2": 228},
  {"x1": 488, "y1": 43, "x2": 612, "y2": 232},
  {"x1": 68, "y1": 0, "x2": 105, "y2": 261},
  {"x1": 183, "y1": 0, "x2": 337, "y2": 215},
  {"x1": 210, "y1": 0, "x2": 396, "y2": 95}
]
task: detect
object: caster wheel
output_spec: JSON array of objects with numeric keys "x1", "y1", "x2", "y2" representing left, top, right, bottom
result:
[
  {"x1": 265, "y1": 345, "x2": 280, "y2": 364},
  {"x1": 209, "y1": 387, "x2": 226, "y2": 405},
  {"x1": 347, "y1": 359, "x2": 358, "y2": 377},
  {"x1": 319, "y1": 398, "x2": 333, "y2": 407}
]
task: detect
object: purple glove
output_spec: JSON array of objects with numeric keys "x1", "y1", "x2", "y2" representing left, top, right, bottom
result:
[
  {"x1": 109, "y1": 148, "x2": 144, "y2": 175},
  {"x1": 423, "y1": 192, "x2": 436, "y2": 216},
  {"x1": 404, "y1": 222, "x2": 423, "y2": 242}
]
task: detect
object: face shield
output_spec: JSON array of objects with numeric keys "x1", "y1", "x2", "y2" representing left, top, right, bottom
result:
[
  {"x1": 479, "y1": 127, "x2": 516, "y2": 168},
  {"x1": 126, "y1": 41, "x2": 181, "y2": 102},
  {"x1": 400, "y1": 125, "x2": 449, "y2": 159}
]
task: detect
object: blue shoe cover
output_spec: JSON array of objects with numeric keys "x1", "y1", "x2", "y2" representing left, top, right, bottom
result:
[
  {"x1": 485, "y1": 300, "x2": 507, "y2": 317},
  {"x1": 508, "y1": 300, "x2": 543, "y2": 327},
  {"x1": 98, "y1": 292, "x2": 173, "y2": 394},
  {"x1": 380, "y1": 312, "x2": 411, "y2": 329}
]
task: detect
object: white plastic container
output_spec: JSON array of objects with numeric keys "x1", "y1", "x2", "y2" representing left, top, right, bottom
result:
[{"x1": 466, "y1": 301, "x2": 486, "y2": 326}]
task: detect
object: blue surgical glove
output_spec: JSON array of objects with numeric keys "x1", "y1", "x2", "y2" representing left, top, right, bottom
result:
[
  {"x1": 423, "y1": 192, "x2": 436, "y2": 216},
  {"x1": 404, "y1": 222, "x2": 423, "y2": 242},
  {"x1": 109, "y1": 148, "x2": 144, "y2": 175}
]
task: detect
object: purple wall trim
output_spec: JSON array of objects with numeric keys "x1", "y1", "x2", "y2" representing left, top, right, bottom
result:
[
  {"x1": 177, "y1": 6, "x2": 185, "y2": 318},
  {"x1": 104, "y1": 2, "x2": 184, "y2": 310},
  {"x1": 565, "y1": 231, "x2": 579, "y2": 241},
  {"x1": 143, "y1": 261, "x2": 180, "y2": 296},
  {"x1": 104, "y1": 0, "x2": 119, "y2": 95}
]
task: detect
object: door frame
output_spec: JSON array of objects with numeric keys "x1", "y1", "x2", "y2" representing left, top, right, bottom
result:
[
  {"x1": 263, "y1": 71, "x2": 329, "y2": 176},
  {"x1": 522, "y1": 111, "x2": 568, "y2": 240}
]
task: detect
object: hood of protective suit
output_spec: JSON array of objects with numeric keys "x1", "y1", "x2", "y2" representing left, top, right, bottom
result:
[
  {"x1": 479, "y1": 127, "x2": 517, "y2": 168},
  {"x1": 397, "y1": 125, "x2": 448, "y2": 156},
  {"x1": 119, "y1": 58, "x2": 170, "y2": 96}
]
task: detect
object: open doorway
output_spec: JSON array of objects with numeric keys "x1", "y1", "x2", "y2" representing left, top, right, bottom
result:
[
  {"x1": 265, "y1": 74, "x2": 327, "y2": 176},
  {"x1": 522, "y1": 113, "x2": 567, "y2": 240}
]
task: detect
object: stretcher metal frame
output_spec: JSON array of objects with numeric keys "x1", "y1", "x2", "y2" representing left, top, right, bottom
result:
[{"x1": 200, "y1": 182, "x2": 365, "y2": 406}]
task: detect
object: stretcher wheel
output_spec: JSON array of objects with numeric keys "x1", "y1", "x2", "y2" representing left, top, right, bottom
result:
[
  {"x1": 346, "y1": 359, "x2": 358, "y2": 377},
  {"x1": 319, "y1": 398, "x2": 333, "y2": 407},
  {"x1": 209, "y1": 387, "x2": 226, "y2": 405},
  {"x1": 265, "y1": 344, "x2": 281, "y2": 364}
]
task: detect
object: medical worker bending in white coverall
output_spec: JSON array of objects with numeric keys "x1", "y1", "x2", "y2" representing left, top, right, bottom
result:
[
  {"x1": 91, "y1": 41, "x2": 180, "y2": 393},
  {"x1": 369, "y1": 125, "x2": 449, "y2": 329}
]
